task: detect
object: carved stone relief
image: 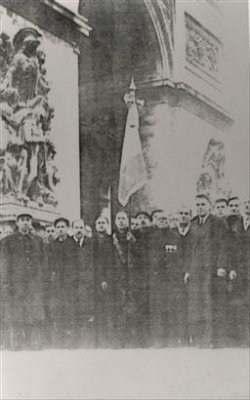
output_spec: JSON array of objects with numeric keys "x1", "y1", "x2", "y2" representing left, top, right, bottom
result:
[
  {"x1": 185, "y1": 14, "x2": 221, "y2": 79},
  {"x1": 197, "y1": 139, "x2": 231, "y2": 201},
  {"x1": 0, "y1": 28, "x2": 59, "y2": 206}
]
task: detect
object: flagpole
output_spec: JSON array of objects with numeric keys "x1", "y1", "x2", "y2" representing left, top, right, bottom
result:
[
  {"x1": 128, "y1": 196, "x2": 132, "y2": 230},
  {"x1": 116, "y1": 77, "x2": 147, "y2": 341}
]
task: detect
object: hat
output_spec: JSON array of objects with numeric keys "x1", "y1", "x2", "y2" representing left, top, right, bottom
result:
[
  {"x1": 135, "y1": 211, "x2": 152, "y2": 221},
  {"x1": 16, "y1": 212, "x2": 33, "y2": 220},
  {"x1": 54, "y1": 217, "x2": 70, "y2": 227},
  {"x1": 215, "y1": 198, "x2": 228, "y2": 204},
  {"x1": 195, "y1": 193, "x2": 211, "y2": 204},
  {"x1": 13, "y1": 27, "x2": 42, "y2": 50},
  {"x1": 228, "y1": 196, "x2": 240, "y2": 203}
]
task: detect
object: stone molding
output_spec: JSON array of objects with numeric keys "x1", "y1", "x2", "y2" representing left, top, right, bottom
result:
[
  {"x1": 0, "y1": 0, "x2": 91, "y2": 46},
  {"x1": 144, "y1": 0, "x2": 175, "y2": 79}
]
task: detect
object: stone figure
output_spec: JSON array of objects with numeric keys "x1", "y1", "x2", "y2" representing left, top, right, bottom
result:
[
  {"x1": 0, "y1": 28, "x2": 59, "y2": 206},
  {"x1": 197, "y1": 139, "x2": 231, "y2": 202}
]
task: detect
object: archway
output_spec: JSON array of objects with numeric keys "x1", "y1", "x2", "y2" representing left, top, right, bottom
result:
[{"x1": 78, "y1": 0, "x2": 174, "y2": 223}]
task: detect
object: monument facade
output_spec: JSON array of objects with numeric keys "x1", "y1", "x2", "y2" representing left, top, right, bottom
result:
[{"x1": 78, "y1": 0, "x2": 247, "y2": 223}]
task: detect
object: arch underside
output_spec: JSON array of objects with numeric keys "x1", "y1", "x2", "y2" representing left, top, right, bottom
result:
[
  {"x1": 77, "y1": 0, "x2": 175, "y2": 221},
  {"x1": 79, "y1": 0, "x2": 175, "y2": 85}
]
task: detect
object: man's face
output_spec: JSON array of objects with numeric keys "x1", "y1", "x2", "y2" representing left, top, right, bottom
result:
[
  {"x1": 84, "y1": 225, "x2": 93, "y2": 238},
  {"x1": 228, "y1": 199, "x2": 240, "y2": 215},
  {"x1": 45, "y1": 225, "x2": 55, "y2": 242},
  {"x1": 152, "y1": 212, "x2": 162, "y2": 226},
  {"x1": 214, "y1": 201, "x2": 228, "y2": 217},
  {"x1": 73, "y1": 220, "x2": 85, "y2": 240},
  {"x1": 154, "y1": 212, "x2": 169, "y2": 229},
  {"x1": 169, "y1": 214, "x2": 178, "y2": 229},
  {"x1": 178, "y1": 207, "x2": 191, "y2": 225},
  {"x1": 196, "y1": 197, "x2": 210, "y2": 218},
  {"x1": 131, "y1": 218, "x2": 139, "y2": 231},
  {"x1": 16, "y1": 216, "x2": 32, "y2": 234},
  {"x1": 136, "y1": 214, "x2": 151, "y2": 228},
  {"x1": 243, "y1": 200, "x2": 250, "y2": 216},
  {"x1": 95, "y1": 217, "x2": 108, "y2": 233},
  {"x1": 55, "y1": 221, "x2": 68, "y2": 238},
  {"x1": 115, "y1": 212, "x2": 129, "y2": 231}
]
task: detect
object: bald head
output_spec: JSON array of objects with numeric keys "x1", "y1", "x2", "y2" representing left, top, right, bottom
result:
[
  {"x1": 178, "y1": 206, "x2": 192, "y2": 226},
  {"x1": 72, "y1": 219, "x2": 85, "y2": 240},
  {"x1": 115, "y1": 211, "x2": 129, "y2": 232}
]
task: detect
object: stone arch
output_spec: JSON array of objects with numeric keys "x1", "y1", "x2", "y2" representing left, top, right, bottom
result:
[
  {"x1": 78, "y1": 0, "x2": 175, "y2": 221},
  {"x1": 79, "y1": 0, "x2": 175, "y2": 85},
  {"x1": 143, "y1": 0, "x2": 175, "y2": 79}
]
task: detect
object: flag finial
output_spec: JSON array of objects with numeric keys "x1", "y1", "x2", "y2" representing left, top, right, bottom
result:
[
  {"x1": 124, "y1": 77, "x2": 144, "y2": 110},
  {"x1": 129, "y1": 77, "x2": 136, "y2": 91}
]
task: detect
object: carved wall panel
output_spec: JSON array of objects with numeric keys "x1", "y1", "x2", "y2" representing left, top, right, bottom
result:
[{"x1": 185, "y1": 13, "x2": 221, "y2": 81}]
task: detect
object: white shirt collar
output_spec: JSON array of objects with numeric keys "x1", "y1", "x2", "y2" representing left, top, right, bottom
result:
[
  {"x1": 74, "y1": 236, "x2": 84, "y2": 247},
  {"x1": 243, "y1": 216, "x2": 250, "y2": 230},
  {"x1": 177, "y1": 224, "x2": 190, "y2": 236},
  {"x1": 199, "y1": 214, "x2": 209, "y2": 225}
]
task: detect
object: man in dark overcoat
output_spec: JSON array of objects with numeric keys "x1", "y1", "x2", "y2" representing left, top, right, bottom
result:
[
  {"x1": 184, "y1": 194, "x2": 228, "y2": 347},
  {"x1": 113, "y1": 211, "x2": 136, "y2": 348},
  {"x1": 227, "y1": 200, "x2": 250, "y2": 346},
  {"x1": 1, "y1": 213, "x2": 47, "y2": 350},
  {"x1": 71, "y1": 219, "x2": 95, "y2": 348},
  {"x1": 130, "y1": 218, "x2": 151, "y2": 348},
  {"x1": 211, "y1": 197, "x2": 233, "y2": 347},
  {"x1": 168, "y1": 206, "x2": 192, "y2": 345},
  {"x1": 148, "y1": 210, "x2": 169, "y2": 347},
  {"x1": 48, "y1": 217, "x2": 79, "y2": 348},
  {"x1": 93, "y1": 216, "x2": 114, "y2": 347}
]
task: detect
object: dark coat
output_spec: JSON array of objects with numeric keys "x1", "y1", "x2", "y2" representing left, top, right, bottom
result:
[
  {"x1": 186, "y1": 215, "x2": 227, "y2": 327},
  {"x1": 130, "y1": 227, "x2": 151, "y2": 346},
  {"x1": 148, "y1": 226, "x2": 170, "y2": 305},
  {"x1": 227, "y1": 216, "x2": 250, "y2": 300},
  {"x1": 147, "y1": 226, "x2": 170, "y2": 344},
  {"x1": 113, "y1": 230, "x2": 134, "y2": 311},
  {"x1": 48, "y1": 235, "x2": 79, "y2": 328},
  {"x1": 226, "y1": 215, "x2": 250, "y2": 345},
  {"x1": 0, "y1": 232, "x2": 47, "y2": 326},
  {"x1": 164, "y1": 229, "x2": 187, "y2": 286},
  {"x1": 93, "y1": 232, "x2": 114, "y2": 346},
  {"x1": 68, "y1": 236, "x2": 95, "y2": 346},
  {"x1": 168, "y1": 227, "x2": 191, "y2": 341},
  {"x1": 165, "y1": 228, "x2": 191, "y2": 304},
  {"x1": 234, "y1": 218, "x2": 250, "y2": 300},
  {"x1": 71, "y1": 237, "x2": 95, "y2": 322},
  {"x1": 112, "y1": 229, "x2": 136, "y2": 346}
]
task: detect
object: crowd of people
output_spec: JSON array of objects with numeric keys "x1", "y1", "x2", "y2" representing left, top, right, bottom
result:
[{"x1": 0, "y1": 194, "x2": 249, "y2": 350}]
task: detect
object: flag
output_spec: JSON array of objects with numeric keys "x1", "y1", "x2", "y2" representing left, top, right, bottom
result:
[{"x1": 118, "y1": 100, "x2": 147, "y2": 207}]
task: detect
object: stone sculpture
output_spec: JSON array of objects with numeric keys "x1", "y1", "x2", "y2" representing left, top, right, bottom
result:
[{"x1": 0, "y1": 28, "x2": 59, "y2": 206}]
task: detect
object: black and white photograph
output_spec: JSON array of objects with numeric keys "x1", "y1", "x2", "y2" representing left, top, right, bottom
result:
[{"x1": 0, "y1": 0, "x2": 249, "y2": 398}]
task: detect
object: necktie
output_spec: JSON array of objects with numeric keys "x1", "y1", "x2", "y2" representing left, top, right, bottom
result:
[{"x1": 244, "y1": 219, "x2": 250, "y2": 230}]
